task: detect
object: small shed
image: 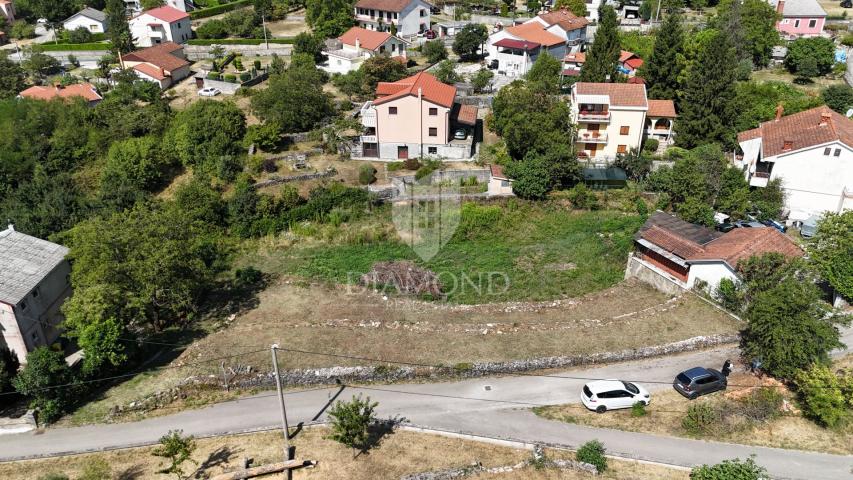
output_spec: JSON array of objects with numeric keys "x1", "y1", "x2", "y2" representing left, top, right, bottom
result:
[{"x1": 582, "y1": 167, "x2": 628, "y2": 190}]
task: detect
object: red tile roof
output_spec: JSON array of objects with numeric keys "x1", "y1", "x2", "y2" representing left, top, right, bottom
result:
[
  {"x1": 373, "y1": 71, "x2": 456, "y2": 108},
  {"x1": 640, "y1": 225, "x2": 707, "y2": 259},
  {"x1": 688, "y1": 228, "x2": 803, "y2": 268},
  {"x1": 122, "y1": 42, "x2": 189, "y2": 71},
  {"x1": 493, "y1": 38, "x2": 541, "y2": 51},
  {"x1": 736, "y1": 106, "x2": 853, "y2": 158},
  {"x1": 355, "y1": 0, "x2": 428, "y2": 12},
  {"x1": 143, "y1": 5, "x2": 189, "y2": 22},
  {"x1": 563, "y1": 52, "x2": 585, "y2": 63},
  {"x1": 19, "y1": 83, "x2": 102, "y2": 102},
  {"x1": 647, "y1": 99, "x2": 676, "y2": 118},
  {"x1": 575, "y1": 82, "x2": 647, "y2": 107},
  {"x1": 456, "y1": 104, "x2": 478, "y2": 126},
  {"x1": 505, "y1": 22, "x2": 565, "y2": 47},
  {"x1": 537, "y1": 8, "x2": 589, "y2": 31},
  {"x1": 490, "y1": 163, "x2": 508, "y2": 179},
  {"x1": 338, "y1": 26, "x2": 393, "y2": 51},
  {"x1": 627, "y1": 77, "x2": 645, "y2": 84},
  {"x1": 133, "y1": 62, "x2": 167, "y2": 80}
]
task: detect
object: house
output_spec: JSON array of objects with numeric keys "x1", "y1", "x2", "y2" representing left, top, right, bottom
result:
[
  {"x1": 645, "y1": 99, "x2": 677, "y2": 146},
  {"x1": 488, "y1": 164, "x2": 514, "y2": 196},
  {"x1": 435, "y1": 21, "x2": 467, "y2": 38},
  {"x1": 129, "y1": 5, "x2": 192, "y2": 47},
  {"x1": 0, "y1": 225, "x2": 71, "y2": 365},
  {"x1": 770, "y1": 0, "x2": 826, "y2": 39},
  {"x1": 321, "y1": 26, "x2": 408, "y2": 74},
  {"x1": 487, "y1": 9, "x2": 587, "y2": 77},
  {"x1": 0, "y1": 0, "x2": 15, "y2": 23},
  {"x1": 618, "y1": 50, "x2": 643, "y2": 77},
  {"x1": 627, "y1": 212, "x2": 803, "y2": 294},
  {"x1": 561, "y1": 50, "x2": 643, "y2": 78},
  {"x1": 737, "y1": 105, "x2": 853, "y2": 222},
  {"x1": 561, "y1": 51, "x2": 584, "y2": 77},
  {"x1": 125, "y1": 0, "x2": 189, "y2": 16},
  {"x1": 354, "y1": 0, "x2": 432, "y2": 37},
  {"x1": 62, "y1": 7, "x2": 107, "y2": 34},
  {"x1": 121, "y1": 42, "x2": 191, "y2": 89},
  {"x1": 571, "y1": 82, "x2": 672, "y2": 161},
  {"x1": 356, "y1": 71, "x2": 478, "y2": 160},
  {"x1": 18, "y1": 83, "x2": 103, "y2": 106}
]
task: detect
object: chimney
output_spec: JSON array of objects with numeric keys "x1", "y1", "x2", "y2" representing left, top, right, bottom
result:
[
  {"x1": 160, "y1": 66, "x2": 166, "y2": 78},
  {"x1": 776, "y1": 0, "x2": 785, "y2": 14},
  {"x1": 6, "y1": 223, "x2": 13, "y2": 232},
  {"x1": 775, "y1": 104, "x2": 784, "y2": 121},
  {"x1": 418, "y1": 87, "x2": 422, "y2": 100},
  {"x1": 820, "y1": 111, "x2": 831, "y2": 126},
  {"x1": 355, "y1": 38, "x2": 361, "y2": 52}
]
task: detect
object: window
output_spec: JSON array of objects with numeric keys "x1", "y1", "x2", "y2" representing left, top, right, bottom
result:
[
  {"x1": 429, "y1": 107, "x2": 438, "y2": 116},
  {"x1": 389, "y1": 107, "x2": 398, "y2": 115},
  {"x1": 794, "y1": 19, "x2": 800, "y2": 28},
  {"x1": 617, "y1": 144, "x2": 627, "y2": 154},
  {"x1": 824, "y1": 147, "x2": 832, "y2": 155},
  {"x1": 20, "y1": 300, "x2": 27, "y2": 311},
  {"x1": 428, "y1": 146, "x2": 438, "y2": 154},
  {"x1": 177, "y1": 22, "x2": 181, "y2": 28},
  {"x1": 809, "y1": 19, "x2": 817, "y2": 28},
  {"x1": 501, "y1": 180, "x2": 510, "y2": 187},
  {"x1": 429, "y1": 127, "x2": 438, "y2": 136},
  {"x1": 392, "y1": 43, "x2": 397, "y2": 52},
  {"x1": 420, "y1": 8, "x2": 426, "y2": 16},
  {"x1": 696, "y1": 376, "x2": 715, "y2": 385},
  {"x1": 782, "y1": 19, "x2": 789, "y2": 24},
  {"x1": 31, "y1": 287, "x2": 39, "y2": 298},
  {"x1": 620, "y1": 126, "x2": 630, "y2": 135},
  {"x1": 834, "y1": 148, "x2": 841, "y2": 156}
]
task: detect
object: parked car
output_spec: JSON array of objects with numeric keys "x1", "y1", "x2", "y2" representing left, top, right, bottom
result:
[
  {"x1": 424, "y1": 29, "x2": 437, "y2": 39},
  {"x1": 581, "y1": 380, "x2": 650, "y2": 413},
  {"x1": 453, "y1": 128, "x2": 468, "y2": 140},
  {"x1": 715, "y1": 222, "x2": 735, "y2": 233},
  {"x1": 734, "y1": 220, "x2": 765, "y2": 228},
  {"x1": 673, "y1": 367, "x2": 727, "y2": 399},
  {"x1": 800, "y1": 215, "x2": 820, "y2": 238},
  {"x1": 198, "y1": 87, "x2": 221, "y2": 97},
  {"x1": 842, "y1": 0, "x2": 851, "y2": 8},
  {"x1": 761, "y1": 218, "x2": 787, "y2": 233}
]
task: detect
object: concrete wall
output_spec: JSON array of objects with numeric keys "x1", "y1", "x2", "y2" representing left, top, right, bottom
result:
[
  {"x1": 184, "y1": 44, "x2": 292, "y2": 61},
  {"x1": 624, "y1": 253, "x2": 686, "y2": 297},
  {"x1": 488, "y1": 176, "x2": 514, "y2": 196},
  {"x1": 687, "y1": 262, "x2": 737, "y2": 293},
  {"x1": 202, "y1": 77, "x2": 241, "y2": 94}
]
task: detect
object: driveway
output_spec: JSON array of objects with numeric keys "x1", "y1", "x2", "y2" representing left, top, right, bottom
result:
[{"x1": 0, "y1": 345, "x2": 851, "y2": 478}]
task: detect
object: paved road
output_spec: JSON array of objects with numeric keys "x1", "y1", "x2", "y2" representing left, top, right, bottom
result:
[{"x1": 1, "y1": 345, "x2": 851, "y2": 478}]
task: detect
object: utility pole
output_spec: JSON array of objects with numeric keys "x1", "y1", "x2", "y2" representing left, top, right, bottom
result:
[
  {"x1": 270, "y1": 345, "x2": 292, "y2": 464},
  {"x1": 262, "y1": 13, "x2": 269, "y2": 50}
]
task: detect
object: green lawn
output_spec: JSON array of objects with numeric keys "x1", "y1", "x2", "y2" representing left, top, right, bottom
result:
[{"x1": 245, "y1": 201, "x2": 644, "y2": 304}]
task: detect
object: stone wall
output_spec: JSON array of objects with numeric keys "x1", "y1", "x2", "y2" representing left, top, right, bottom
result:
[{"x1": 184, "y1": 44, "x2": 292, "y2": 61}]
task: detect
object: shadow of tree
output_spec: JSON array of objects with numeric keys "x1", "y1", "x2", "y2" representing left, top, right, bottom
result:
[
  {"x1": 116, "y1": 464, "x2": 145, "y2": 480},
  {"x1": 193, "y1": 445, "x2": 240, "y2": 479},
  {"x1": 355, "y1": 415, "x2": 406, "y2": 458}
]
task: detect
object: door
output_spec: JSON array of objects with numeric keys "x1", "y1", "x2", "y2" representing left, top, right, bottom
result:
[
  {"x1": 585, "y1": 142, "x2": 597, "y2": 157},
  {"x1": 694, "y1": 375, "x2": 717, "y2": 395},
  {"x1": 397, "y1": 146, "x2": 408, "y2": 159},
  {"x1": 613, "y1": 390, "x2": 635, "y2": 408}
]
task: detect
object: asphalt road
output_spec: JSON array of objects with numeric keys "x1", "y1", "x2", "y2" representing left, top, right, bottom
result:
[{"x1": 1, "y1": 344, "x2": 851, "y2": 479}]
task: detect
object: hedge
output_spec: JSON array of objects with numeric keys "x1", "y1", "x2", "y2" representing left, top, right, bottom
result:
[
  {"x1": 189, "y1": 0, "x2": 252, "y2": 19},
  {"x1": 187, "y1": 38, "x2": 295, "y2": 45},
  {"x1": 38, "y1": 42, "x2": 111, "y2": 51}
]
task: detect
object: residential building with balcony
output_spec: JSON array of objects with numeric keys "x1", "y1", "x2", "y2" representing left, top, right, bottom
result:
[
  {"x1": 125, "y1": 0, "x2": 190, "y2": 16},
  {"x1": 526, "y1": 8, "x2": 588, "y2": 46},
  {"x1": 121, "y1": 42, "x2": 191, "y2": 89},
  {"x1": 321, "y1": 26, "x2": 408, "y2": 74},
  {"x1": 737, "y1": 105, "x2": 853, "y2": 221},
  {"x1": 129, "y1": 5, "x2": 191, "y2": 47},
  {"x1": 645, "y1": 99, "x2": 677, "y2": 146},
  {"x1": 354, "y1": 0, "x2": 432, "y2": 37},
  {"x1": 356, "y1": 71, "x2": 478, "y2": 160},
  {"x1": 769, "y1": 0, "x2": 826, "y2": 39}
]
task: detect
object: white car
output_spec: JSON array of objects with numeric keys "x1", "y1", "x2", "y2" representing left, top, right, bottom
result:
[
  {"x1": 198, "y1": 87, "x2": 222, "y2": 97},
  {"x1": 581, "y1": 380, "x2": 650, "y2": 413}
]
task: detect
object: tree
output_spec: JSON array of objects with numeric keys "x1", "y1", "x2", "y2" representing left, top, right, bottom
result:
[
  {"x1": 68, "y1": 26, "x2": 93, "y2": 44},
  {"x1": 244, "y1": 122, "x2": 282, "y2": 151},
  {"x1": 643, "y1": 11, "x2": 683, "y2": 100},
  {"x1": 28, "y1": 0, "x2": 76, "y2": 26},
  {"x1": 0, "y1": 51, "x2": 27, "y2": 100},
  {"x1": 358, "y1": 164, "x2": 376, "y2": 185},
  {"x1": 101, "y1": 136, "x2": 170, "y2": 194},
  {"x1": 576, "y1": 440, "x2": 607, "y2": 473},
  {"x1": 434, "y1": 59, "x2": 461, "y2": 84},
  {"x1": 737, "y1": 0, "x2": 779, "y2": 67},
  {"x1": 690, "y1": 457, "x2": 767, "y2": 480},
  {"x1": 526, "y1": 53, "x2": 561, "y2": 94},
  {"x1": 22, "y1": 51, "x2": 61, "y2": 81},
  {"x1": 741, "y1": 264, "x2": 846, "y2": 380},
  {"x1": 748, "y1": 177, "x2": 784, "y2": 220},
  {"x1": 794, "y1": 364, "x2": 853, "y2": 428},
  {"x1": 293, "y1": 32, "x2": 326, "y2": 63},
  {"x1": 332, "y1": 69, "x2": 367, "y2": 99},
  {"x1": 0, "y1": 348, "x2": 19, "y2": 396},
  {"x1": 527, "y1": 0, "x2": 541, "y2": 13},
  {"x1": 555, "y1": 0, "x2": 588, "y2": 16},
  {"x1": 452, "y1": 23, "x2": 488, "y2": 60},
  {"x1": 822, "y1": 85, "x2": 853, "y2": 114},
  {"x1": 251, "y1": 58, "x2": 334, "y2": 134},
  {"x1": 579, "y1": 6, "x2": 620, "y2": 83},
  {"x1": 305, "y1": 0, "x2": 355, "y2": 39},
  {"x1": 152, "y1": 430, "x2": 196, "y2": 479},
  {"x1": 327, "y1": 395, "x2": 379, "y2": 454},
  {"x1": 360, "y1": 55, "x2": 408, "y2": 92},
  {"x1": 195, "y1": 19, "x2": 228, "y2": 39},
  {"x1": 677, "y1": 196, "x2": 715, "y2": 226},
  {"x1": 807, "y1": 211, "x2": 853, "y2": 300},
  {"x1": 676, "y1": 31, "x2": 738, "y2": 148},
  {"x1": 471, "y1": 67, "x2": 494, "y2": 93},
  {"x1": 12, "y1": 347, "x2": 76, "y2": 423},
  {"x1": 491, "y1": 80, "x2": 574, "y2": 160},
  {"x1": 421, "y1": 40, "x2": 448, "y2": 64},
  {"x1": 105, "y1": 0, "x2": 134, "y2": 54},
  {"x1": 504, "y1": 157, "x2": 550, "y2": 199},
  {"x1": 784, "y1": 37, "x2": 836, "y2": 77},
  {"x1": 141, "y1": 0, "x2": 165, "y2": 8},
  {"x1": 164, "y1": 100, "x2": 246, "y2": 175}
]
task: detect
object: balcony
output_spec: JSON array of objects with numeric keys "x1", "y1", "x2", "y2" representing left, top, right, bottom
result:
[
  {"x1": 360, "y1": 102, "x2": 376, "y2": 127},
  {"x1": 749, "y1": 171, "x2": 770, "y2": 187},
  {"x1": 360, "y1": 135, "x2": 378, "y2": 143},
  {"x1": 577, "y1": 129, "x2": 608, "y2": 143},
  {"x1": 577, "y1": 110, "x2": 610, "y2": 122}
]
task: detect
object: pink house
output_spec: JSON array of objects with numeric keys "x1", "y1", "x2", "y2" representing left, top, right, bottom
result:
[{"x1": 772, "y1": 0, "x2": 826, "y2": 39}]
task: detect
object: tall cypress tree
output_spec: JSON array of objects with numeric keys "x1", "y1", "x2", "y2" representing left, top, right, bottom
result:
[
  {"x1": 676, "y1": 31, "x2": 738, "y2": 149},
  {"x1": 106, "y1": 0, "x2": 135, "y2": 55},
  {"x1": 643, "y1": 11, "x2": 683, "y2": 100},
  {"x1": 579, "y1": 5, "x2": 621, "y2": 83}
]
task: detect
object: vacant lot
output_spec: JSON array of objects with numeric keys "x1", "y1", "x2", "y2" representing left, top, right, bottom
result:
[
  {"x1": 0, "y1": 427, "x2": 688, "y2": 480},
  {"x1": 752, "y1": 67, "x2": 845, "y2": 94},
  {"x1": 535, "y1": 370, "x2": 853, "y2": 455}
]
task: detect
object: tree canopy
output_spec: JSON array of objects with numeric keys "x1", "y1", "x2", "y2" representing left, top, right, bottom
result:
[
  {"x1": 643, "y1": 11, "x2": 683, "y2": 100},
  {"x1": 251, "y1": 55, "x2": 334, "y2": 134},
  {"x1": 164, "y1": 100, "x2": 247, "y2": 178},
  {"x1": 305, "y1": 0, "x2": 355, "y2": 39},
  {"x1": 579, "y1": 5, "x2": 620, "y2": 82},
  {"x1": 784, "y1": 37, "x2": 836, "y2": 78},
  {"x1": 452, "y1": 23, "x2": 488, "y2": 60},
  {"x1": 807, "y1": 211, "x2": 853, "y2": 300}
]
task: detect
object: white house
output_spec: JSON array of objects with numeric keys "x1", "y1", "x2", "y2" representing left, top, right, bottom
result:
[
  {"x1": 737, "y1": 105, "x2": 853, "y2": 222},
  {"x1": 525, "y1": 7, "x2": 588, "y2": 48},
  {"x1": 121, "y1": 42, "x2": 191, "y2": 89},
  {"x1": 129, "y1": 5, "x2": 192, "y2": 47},
  {"x1": 321, "y1": 26, "x2": 408, "y2": 75},
  {"x1": 354, "y1": 0, "x2": 432, "y2": 37},
  {"x1": 63, "y1": 7, "x2": 107, "y2": 34},
  {"x1": 488, "y1": 164, "x2": 514, "y2": 196},
  {"x1": 124, "y1": 0, "x2": 189, "y2": 16}
]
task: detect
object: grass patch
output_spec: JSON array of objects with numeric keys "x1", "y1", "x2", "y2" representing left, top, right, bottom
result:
[
  {"x1": 38, "y1": 42, "x2": 110, "y2": 51},
  {"x1": 751, "y1": 67, "x2": 845, "y2": 93}
]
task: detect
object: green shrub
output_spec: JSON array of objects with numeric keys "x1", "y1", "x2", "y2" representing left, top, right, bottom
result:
[
  {"x1": 189, "y1": 0, "x2": 252, "y2": 19},
  {"x1": 682, "y1": 402, "x2": 718, "y2": 436},
  {"x1": 739, "y1": 387, "x2": 783, "y2": 423},
  {"x1": 37, "y1": 42, "x2": 110, "y2": 51},
  {"x1": 842, "y1": 33, "x2": 853, "y2": 47},
  {"x1": 235, "y1": 266, "x2": 263, "y2": 287},
  {"x1": 244, "y1": 122, "x2": 281, "y2": 151},
  {"x1": 79, "y1": 457, "x2": 111, "y2": 480},
  {"x1": 402, "y1": 158, "x2": 421, "y2": 170},
  {"x1": 795, "y1": 364, "x2": 852, "y2": 428},
  {"x1": 68, "y1": 27, "x2": 93, "y2": 44},
  {"x1": 206, "y1": 72, "x2": 221, "y2": 80},
  {"x1": 196, "y1": 19, "x2": 228, "y2": 39},
  {"x1": 10, "y1": 20, "x2": 36, "y2": 39},
  {"x1": 327, "y1": 395, "x2": 379, "y2": 452},
  {"x1": 635, "y1": 197, "x2": 648, "y2": 217},
  {"x1": 642, "y1": 138, "x2": 659, "y2": 153},
  {"x1": 576, "y1": 440, "x2": 607, "y2": 473},
  {"x1": 567, "y1": 183, "x2": 599, "y2": 210},
  {"x1": 631, "y1": 401, "x2": 647, "y2": 417},
  {"x1": 254, "y1": 59, "x2": 262, "y2": 70},
  {"x1": 415, "y1": 159, "x2": 443, "y2": 180},
  {"x1": 716, "y1": 278, "x2": 744, "y2": 312},
  {"x1": 359, "y1": 164, "x2": 377, "y2": 185},
  {"x1": 223, "y1": 74, "x2": 237, "y2": 83},
  {"x1": 387, "y1": 161, "x2": 404, "y2": 172},
  {"x1": 690, "y1": 457, "x2": 767, "y2": 480}
]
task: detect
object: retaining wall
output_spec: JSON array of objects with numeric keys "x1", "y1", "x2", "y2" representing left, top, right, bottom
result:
[
  {"x1": 185, "y1": 44, "x2": 292, "y2": 61},
  {"x1": 624, "y1": 253, "x2": 687, "y2": 297}
]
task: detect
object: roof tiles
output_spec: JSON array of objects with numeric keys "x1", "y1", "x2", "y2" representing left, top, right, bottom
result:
[
  {"x1": 575, "y1": 82, "x2": 648, "y2": 107},
  {"x1": 373, "y1": 71, "x2": 456, "y2": 108},
  {"x1": 19, "y1": 83, "x2": 102, "y2": 102},
  {"x1": 648, "y1": 99, "x2": 677, "y2": 118},
  {"x1": 122, "y1": 42, "x2": 189, "y2": 71},
  {"x1": 143, "y1": 5, "x2": 189, "y2": 22},
  {"x1": 537, "y1": 8, "x2": 589, "y2": 31},
  {"x1": 737, "y1": 106, "x2": 853, "y2": 158},
  {"x1": 338, "y1": 26, "x2": 393, "y2": 51},
  {"x1": 505, "y1": 22, "x2": 565, "y2": 47}
]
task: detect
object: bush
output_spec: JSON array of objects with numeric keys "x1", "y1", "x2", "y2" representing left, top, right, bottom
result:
[
  {"x1": 79, "y1": 457, "x2": 111, "y2": 480},
  {"x1": 422, "y1": 40, "x2": 448, "y2": 64},
  {"x1": 415, "y1": 159, "x2": 443, "y2": 181},
  {"x1": 387, "y1": 161, "x2": 404, "y2": 172},
  {"x1": 575, "y1": 440, "x2": 607, "y2": 473},
  {"x1": 327, "y1": 394, "x2": 379, "y2": 453},
  {"x1": 12, "y1": 347, "x2": 76, "y2": 424},
  {"x1": 739, "y1": 387, "x2": 783, "y2": 423},
  {"x1": 635, "y1": 197, "x2": 648, "y2": 217},
  {"x1": 567, "y1": 183, "x2": 599, "y2": 210},
  {"x1": 631, "y1": 401, "x2": 647, "y2": 417},
  {"x1": 402, "y1": 158, "x2": 421, "y2": 170},
  {"x1": 359, "y1": 164, "x2": 377, "y2": 185},
  {"x1": 716, "y1": 278, "x2": 744, "y2": 312},
  {"x1": 206, "y1": 72, "x2": 221, "y2": 80},
  {"x1": 254, "y1": 59, "x2": 262, "y2": 70},
  {"x1": 234, "y1": 266, "x2": 263, "y2": 287},
  {"x1": 68, "y1": 27, "x2": 93, "y2": 44},
  {"x1": 690, "y1": 457, "x2": 767, "y2": 480},
  {"x1": 682, "y1": 402, "x2": 718, "y2": 436},
  {"x1": 842, "y1": 33, "x2": 853, "y2": 47},
  {"x1": 189, "y1": 0, "x2": 252, "y2": 18},
  {"x1": 244, "y1": 122, "x2": 281, "y2": 151},
  {"x1": 196, "y1": 19, "x2": 229, "y2": 39},
  {"x1": 642, "y1": 138, "x2": 659, "y2": 153},
  {"x1": 239, "y1": 71, "x2": 251, "y2": 82},
  {"x1": 223, "y1": 74, "x2": 237, "y2": 83},
  {"x1": 10, "y1": 21, "x2": 36, "y2": 39},
  {"x1": 795, "y1": 364, "x2": 852, "y2": 428}
]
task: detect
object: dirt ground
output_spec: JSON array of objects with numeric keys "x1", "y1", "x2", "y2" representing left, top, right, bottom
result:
[
  {"x1": 266, "y1": 18, "x2": 311, "y2": 37},
  {"x1": 0, "y1": 427, "x2": 688, "y2": 480},
  {"x1": 167, "y1": 74, "x2": 263, "y2": 125},
  {"x1": 535, "y1": 369, "x2": 853, "y2": 456},
  {"x1": 818, "y1": 0, "x2": 847, "y2": 17},
  {"x1": 752, "y1": 67, "x2": 846, "y2": 94}
]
